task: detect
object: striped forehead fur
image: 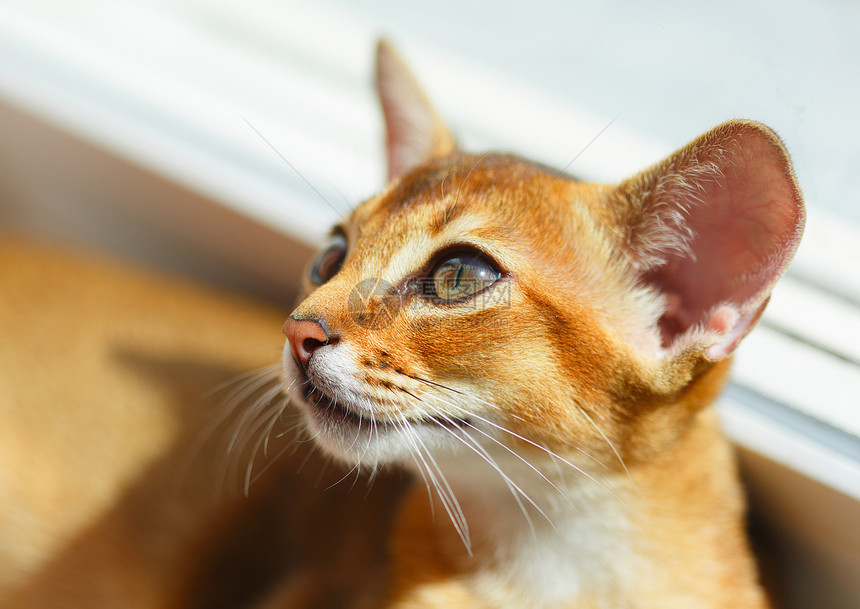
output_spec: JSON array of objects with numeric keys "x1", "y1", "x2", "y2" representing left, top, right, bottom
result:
[{"x1": 352, "y1": 155, "x2": 669, "y2": 363}]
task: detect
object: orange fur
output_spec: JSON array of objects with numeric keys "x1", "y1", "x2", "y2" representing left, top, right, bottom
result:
[{"x1": 1, "y1": 40, "x2": 805, "y2": 609}]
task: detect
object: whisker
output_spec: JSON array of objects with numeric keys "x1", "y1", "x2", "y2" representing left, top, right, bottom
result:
[
  {"x1": 430, "y1": 410, "x2": 546, "y2": 537},
  {"x1": 462, "y1": 411, "x2": 631, "y2": 512},
  {"x1": 404, "y1": 373, "x2": 464, "y2": 395},
  {"x1": 455, "y1": 421, "x2": 566, "y2": 523},
  {"x1": 423, "y1": 377, "x2": 617, "y2": 476},
  {"x1": 262, "y1": 389, "x2": 295, "y2": 456},
  {"x1": 421, "y1": 395, "x2": 564, "y2": 520},
  {"x1": 180, "y1": 365, "x2": 282, "y2": 495},
  {"x1": 226, "y1": 371, "x2": 285, "y2": 454},
  {"x1": 571, "y1": 403, "x2": 636, "y2": 488},
  {"x1": 243, "y1": 387, "x2": 292, "y2": 495},
  {"x1": 204, "y1": 363, "x2": 282, "y2": 399},
  {"x1": 325, "y1": 420, "x2": 368, "y2": 490},
  {"x1": 199, "y1": 365, "x2": 282, "y2": 453},
  {"x1": 452, "y1": 153, "x2": 492, "y2": 209},
  {"x1": 401, "y1": 375, "x2": 630, "y2": 510},
  {"x1": 401, "y1": 419, "x2": 471, "y2": 551},
  {"x1": 394, "y1": 417, "x2": 436, "y2": 522},
  {"x1": 242, "y1": 116, "x2": 348, "y2": 220},
  {"x1": 549, "y1": 114, "x2": 619, "y2": 185},
  {"x1": 244, "y1": 419, "x2": 307, "y2": 490}
]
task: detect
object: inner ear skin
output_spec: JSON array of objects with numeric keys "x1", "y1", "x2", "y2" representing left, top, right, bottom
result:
[{"x1": 617, "y1": 121, "x2": 804, "y2": 354}]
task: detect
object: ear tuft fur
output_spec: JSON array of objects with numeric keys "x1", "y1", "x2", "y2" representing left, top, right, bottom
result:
[{"x1": 615, "y1": 120, "x2": 805, "y2": 361}]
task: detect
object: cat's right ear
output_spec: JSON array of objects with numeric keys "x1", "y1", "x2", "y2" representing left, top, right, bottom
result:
[{"x1": 375, "y1": 40, "x2": 457, "y2": 182}]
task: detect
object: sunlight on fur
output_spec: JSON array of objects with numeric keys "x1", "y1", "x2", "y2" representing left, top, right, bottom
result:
[{"x1": 0, "y1": 39, "x2": 804, "y2": 608}]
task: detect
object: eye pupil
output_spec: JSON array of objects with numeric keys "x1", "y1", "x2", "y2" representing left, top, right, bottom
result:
[{"x1": 452, "y1": 265, "x2": 463, "y2": 288}]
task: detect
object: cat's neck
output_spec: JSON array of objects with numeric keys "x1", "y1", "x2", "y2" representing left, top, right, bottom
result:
[
  {"x1": 390, "y1": 405, "x2": 765, "y2": 609},
  {"x1": 434, "y1": 443, "x2": 629, "y2": 539},
  {"x1": 432, "y1": 444, "x2": 636, "y2": 607}
]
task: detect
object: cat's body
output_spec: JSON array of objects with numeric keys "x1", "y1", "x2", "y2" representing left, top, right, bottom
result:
[{"x1": 0, "y1": 41, "x2": 803, "y2": 608}]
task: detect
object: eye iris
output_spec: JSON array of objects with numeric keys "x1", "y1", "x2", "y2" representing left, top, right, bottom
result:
[
  {"x1": 318, "y1": 248, "x2": 343, "y2": 278},
  {"x1": 433, "y1": 256, "x2": 499, "y2": 301},
  {"x1": 311, "y1": 235, "x2": 347, "y2": 284}
]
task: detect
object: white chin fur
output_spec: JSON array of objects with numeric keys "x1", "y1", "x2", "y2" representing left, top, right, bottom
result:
[{"x1": 280, "y1": 339, "x2": 462, "y2": 468}]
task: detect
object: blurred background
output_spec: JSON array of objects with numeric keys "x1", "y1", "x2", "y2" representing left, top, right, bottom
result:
[{"x1": 0, "y1": 1, "x2": 858, "y2": 607}]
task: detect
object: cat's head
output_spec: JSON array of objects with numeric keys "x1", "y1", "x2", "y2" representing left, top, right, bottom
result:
[{"x1": 282, "y1": 41, "x2": 804, "y2": 474}]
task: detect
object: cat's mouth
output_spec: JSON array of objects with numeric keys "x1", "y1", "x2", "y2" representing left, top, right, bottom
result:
[
  {"x1": 303, "y1": 381, "x2": 373, "y2": 427},
  {"x1": 300, "y1": 375, "x2": 470, "y2": 430}
]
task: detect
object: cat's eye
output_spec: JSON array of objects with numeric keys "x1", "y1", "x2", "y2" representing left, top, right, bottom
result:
[
  {"x1": 430, "y1": 253, "x2": 501, "y2": 302},
  {"x1": 310, "y1": 233, "x2": 347, "y2": 285}
]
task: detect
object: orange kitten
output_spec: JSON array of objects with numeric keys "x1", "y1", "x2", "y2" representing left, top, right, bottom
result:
[
  {"x1": 0, "y1": 40, "x2": 804, "y2": 609},
  {"x1": 280, "y1": 41, "x2": 804, "y2": 608}
]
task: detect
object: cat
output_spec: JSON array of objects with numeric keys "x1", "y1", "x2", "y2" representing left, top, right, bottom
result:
[
  {"x1": 278, "y1": 40, "x2": 805, "y2": 608},
  {"x1": 0, "y1": 39, "x2": 804, "y2": 609}
]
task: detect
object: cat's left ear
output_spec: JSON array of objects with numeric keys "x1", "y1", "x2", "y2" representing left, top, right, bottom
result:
[
  {"x1": 616, "y1": 120, "x2": 805, "y2": 361},
  {"x1": 375, "y1": 40, "x2": 457, "y2": 182}
]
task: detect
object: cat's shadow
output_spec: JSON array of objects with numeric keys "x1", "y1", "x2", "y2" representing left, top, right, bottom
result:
[{"x1": 7, "y1": 348, "x2": 408, "y2": 609}]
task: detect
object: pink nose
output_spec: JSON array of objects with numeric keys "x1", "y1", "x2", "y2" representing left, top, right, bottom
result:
[{"x1": 283, "y1": 317, "x2": 331, "y2": 367}]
